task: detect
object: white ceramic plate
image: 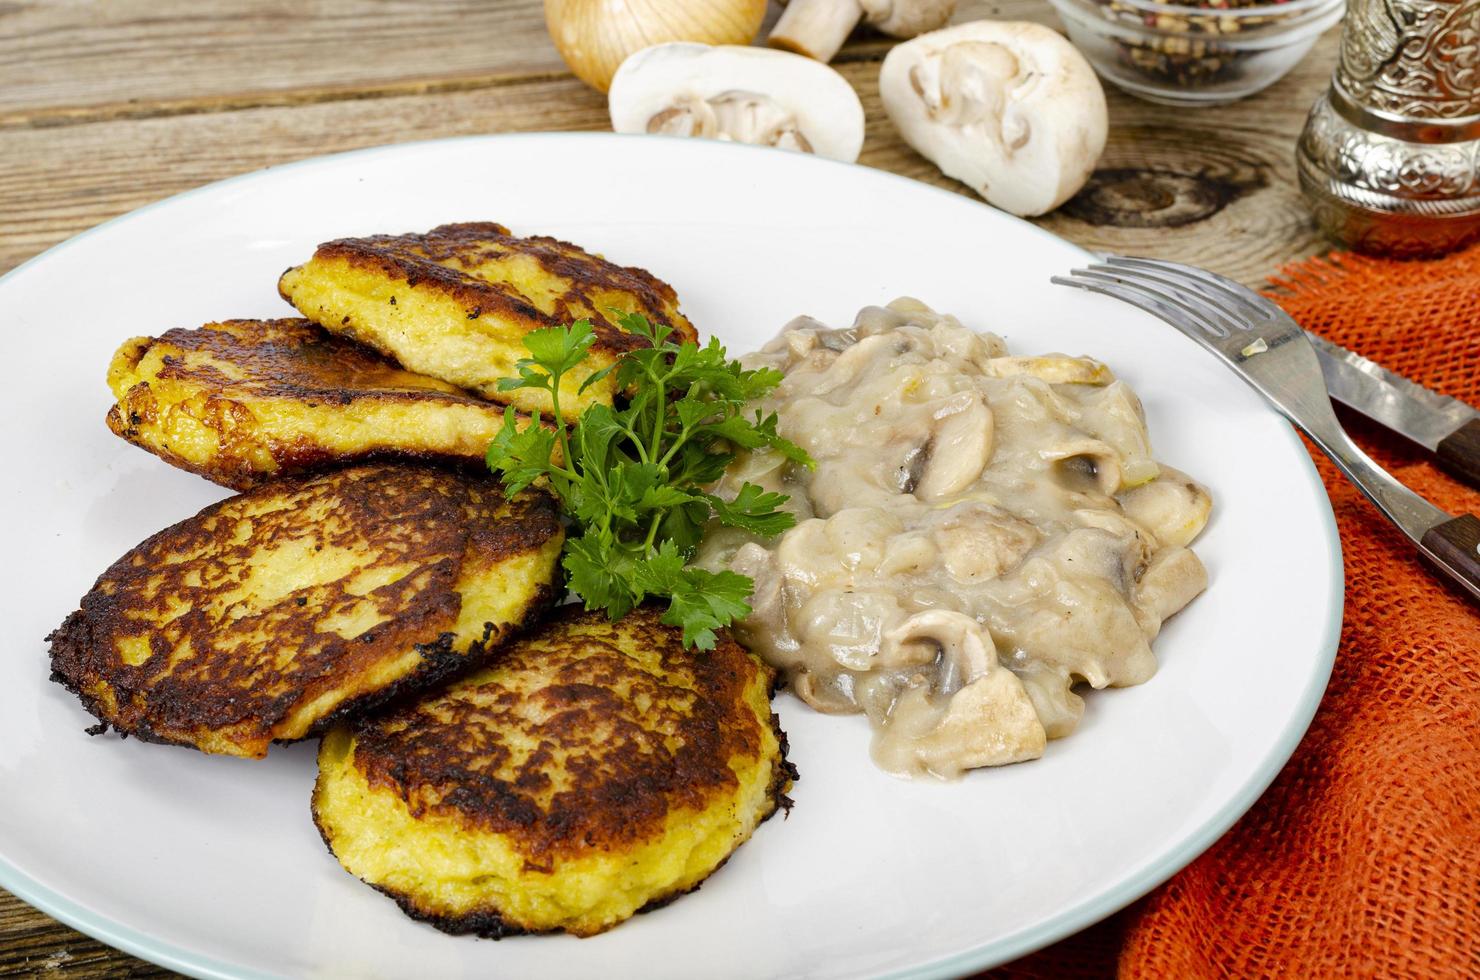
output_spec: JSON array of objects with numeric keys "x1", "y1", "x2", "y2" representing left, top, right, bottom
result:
[{"x1": 0, "y1": 134, "x2": 1342, "y2": 980}]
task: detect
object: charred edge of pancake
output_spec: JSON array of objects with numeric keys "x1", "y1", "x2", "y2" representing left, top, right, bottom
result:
[
  {"x1": 109, "y1": 317, "x2": 531, "y2": 414},
  {"x1": 307, "y1": 756, "x2": 538, "y2": 940},
  {"x1": 357, "y1": 799, "x2": 779, "y2": 941},
  {"x1": 105, "y1": 404, "x2": 504, "y2": 492},
  {"x1": 46, "y1": 584, "x2": 561, "y2": 755},
  {"x1": 279, "y1": 221, "x2": 691, "y2": 358},
  {"x1": 47, "y1": 611, "x2": 116, "y2": 735},
  {"x1": 766, "y1": 710, "x2": 799, "y2": 817},
  {"x1": 41, "y1": 619, "x2": 477, "y2": 755},
  {"x1": 107, "y1": 397, "x2": 535, "y2": 495},
  {"x1": 361, "y1": 847, "x2": 736, "y2": 941},
  {"x1": 298, "y1": 577, "x2": 563, "y2": 741},
  {"x1": 47, "y1": 610, "x2": 205, "y2": 751},
  {"x1": 369, "y1": 884, "x2": 539, "y2": 941},
  {"x1": 104, "y1": 402, "x2": 250, "y2": 491},
  {"x1": 43, "y1": 483, "x2": 562, "y2": 754},
  {"x1": 139, "y1": 319, "x2": 502, "y2": 407},
  {"x1": 474, "y1": 483, "x2": 565, "y2": 566},
  {"x1": 295, "y1": 630, "x2": 481, "y2": 743}
]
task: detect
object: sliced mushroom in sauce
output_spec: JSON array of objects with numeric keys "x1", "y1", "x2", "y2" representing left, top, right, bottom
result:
[{"x1": 696, "y1": 299, "x2": 1210, "y2": 779}]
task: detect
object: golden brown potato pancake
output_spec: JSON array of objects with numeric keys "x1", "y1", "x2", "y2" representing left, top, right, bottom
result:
[
  {"x1": 277, "y1": 222, "x2": 697, "y2": 421},
  {"x1": 48, "y1": 465, "x2": 562, "y2": 759},
  {"x1": 107, "y1": 318, "x2": 534, "y2": 491},
  {"x1": 312, "y1": 605, "x2": 794, "y2": 938}
]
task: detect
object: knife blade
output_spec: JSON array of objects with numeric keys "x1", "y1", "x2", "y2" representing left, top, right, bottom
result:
[{"x1": 1311, "y1": 334, "x2": 1478, "y2": 451}]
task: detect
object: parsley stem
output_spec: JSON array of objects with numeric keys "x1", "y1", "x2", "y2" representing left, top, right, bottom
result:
[
  {"x1": 648, "y1": 366, "x2": 666, "y2": 464},
  {"x1": 642, "y1": 513, "x2": 662, "y2": 552},
  {"x1": 547, "y1": 379, "x2": 574, "y2": 477},
  {"x1": 655, "y1": 423, "x2": 690, "y2": 471},
  {"x1": 624, "y1": 423, "x2": 650, "y2": 464}
]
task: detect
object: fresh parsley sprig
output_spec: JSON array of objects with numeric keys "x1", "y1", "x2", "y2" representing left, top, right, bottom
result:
[{"x1": 485, "y1": 312, "x2": 810, "y2": 650}]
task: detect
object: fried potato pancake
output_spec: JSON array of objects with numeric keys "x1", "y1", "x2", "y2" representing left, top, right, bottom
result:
[
  {"x1": 107, "y1": 318, "x2": 536, "y2": 491},
  {"x1": 312, "y1": 605, "x2": 794, "y2": 938},
  {"x1": 48, "y1": 465, "x2": 562, "y2": 759},
  {"x1": 278, "y1": 222, "x2": 697, "y2": 421}
]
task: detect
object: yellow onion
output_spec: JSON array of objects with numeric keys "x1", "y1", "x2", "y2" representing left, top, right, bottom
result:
[{"x1": 544, "y1": 0, "x2": 769, "y2": 92}]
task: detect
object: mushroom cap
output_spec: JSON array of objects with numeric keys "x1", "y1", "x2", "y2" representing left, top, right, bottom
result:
[
  {"x1": 609, "y1": 42, "x2": 866, "y2": 163},
  {"x1": 879, "y1": 21, "x2": 1108, "y2": 217},
  {"x1": 860, "y1": 0, "x2": 958, "y2": 37}
]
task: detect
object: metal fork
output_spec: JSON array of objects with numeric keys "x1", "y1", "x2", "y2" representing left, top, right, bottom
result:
[{"x1": 1053, "y1": 255, "x2": 1480, "y2": 604}]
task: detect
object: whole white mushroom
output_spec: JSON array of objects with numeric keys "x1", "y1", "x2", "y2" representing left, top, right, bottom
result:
[
  {"x1": 609, "y1": 42, "x2": 865, "y2": 162},
  {"x1": 768, "y1": 0, "x2": 958, "y2": 64},
  {"x1": 880, "y1": 21, "x2": 1108, "y2": 217}
]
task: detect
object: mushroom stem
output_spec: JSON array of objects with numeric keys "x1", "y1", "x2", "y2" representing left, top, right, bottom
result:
[{"x1": 768, "y1": 0, "x2": 864, "y2": 62}]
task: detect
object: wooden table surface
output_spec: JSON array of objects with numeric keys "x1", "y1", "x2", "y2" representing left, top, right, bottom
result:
[{"x1": 0, "y1": 1, "x2": 1341, "y2": 975}]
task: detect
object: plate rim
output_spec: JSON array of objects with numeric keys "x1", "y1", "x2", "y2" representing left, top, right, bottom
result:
[{"x1": 0, "y1": 131, "x2": 1346, "y2": 980}]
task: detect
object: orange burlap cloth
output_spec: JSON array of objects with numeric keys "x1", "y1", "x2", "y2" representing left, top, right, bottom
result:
[{"x1": 989, "y1": 245, "x2": 1480, "y2": 979}]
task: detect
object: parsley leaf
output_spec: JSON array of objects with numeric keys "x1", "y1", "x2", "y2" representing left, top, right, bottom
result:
[
  {"x1": 706, "y1": 483, "x2": 797, "y2": 536},
  {"x1": 486, "y1": 313, "x2": 812, "y2": 648}
]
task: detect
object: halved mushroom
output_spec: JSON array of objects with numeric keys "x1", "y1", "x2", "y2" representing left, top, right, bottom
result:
[
  {"x1": 1078, "y1": 381, "x2": 1159, "y2": 488},
  {"x1": 879, "y1": 21, "x2": 1108, "y2": 216},
  {"x1": 768, "y1": 0, "x2": 958, "y2": 64},
  {"x1": 817, "y1": 332, "x2": 899, "y2": 395},
  {"x1": 879, "y1": 609, "x2": 990, "y2": 680},
  {"x1": 1043, "y1": 437, "x2": 1123, "y2": 496},
  {"x1": 914, "y1": 390, "x2": 994, "y2": 500},
  {"x1": 608, "y1": 42, "x2": 865, "y2": 162},
  {"x1": 1117, "y1": 466, "x2": 1214, "y2": 547}
]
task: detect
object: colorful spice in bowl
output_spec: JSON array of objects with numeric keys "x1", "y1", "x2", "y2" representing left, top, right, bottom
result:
[
  {"x1": 1048, "y1": 0, "x2": 1345, "y2": 106},
  {"x1": 1117, "y1": 0, "x2": 1298, "y2": 86}
]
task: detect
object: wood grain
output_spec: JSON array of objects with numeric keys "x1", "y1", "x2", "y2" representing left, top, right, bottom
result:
[
  {"x1": 0, "y1": 32, "x2": 1338, "y2": 283},
  {"x1": 1436, "y1": 419, "x2": 1480, "y2": 489},
  {"x1": 0, "y1": 0, "x2": 559, "y2": 118},
  {"x1": 0, "y1": 891, "x2": 173, "y2": 978},
  {"x1": 0, "y1": 0, "x2": 1036, "y2": 122},
  {"x1": 1419, "y1": 514, "x2": 1480, "y2": 600},
  {"x1": 0, "y1": 0, "x2": 1344, "y2": 974}
]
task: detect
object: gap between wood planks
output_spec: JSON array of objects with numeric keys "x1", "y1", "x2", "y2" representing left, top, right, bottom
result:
[
  {"x1": 1, "y1": 70, "x2": 567, "y2": 131},
  {"x1": 0, "y1": 49, "x2": 895, "y2": 132}
]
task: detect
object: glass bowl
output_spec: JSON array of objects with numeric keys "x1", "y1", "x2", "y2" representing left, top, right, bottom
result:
[{"x1": 1047, "y1": 0, "x2": 1346, "y2": 106}]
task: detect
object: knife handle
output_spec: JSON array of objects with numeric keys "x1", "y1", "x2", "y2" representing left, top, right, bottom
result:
[
  {"x1": 1437, "y1": 419, "x2": 1480, "y2": 489},
  {"x1": 1420, "y1": 514, "x2": 1480, "y2": 604}
]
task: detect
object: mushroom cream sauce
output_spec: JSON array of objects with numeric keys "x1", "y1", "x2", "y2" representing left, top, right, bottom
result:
[{"x1": 696, "y1": 299, "x2": 1211, "y2": 779}]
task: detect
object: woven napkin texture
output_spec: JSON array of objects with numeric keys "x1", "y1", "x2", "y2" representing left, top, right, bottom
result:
[{"x1": 987, "y1": 245, "x2": 1480, "y2": 979}]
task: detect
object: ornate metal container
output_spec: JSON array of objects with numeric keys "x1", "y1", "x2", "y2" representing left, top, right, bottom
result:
[{"x1": 1297, "y1": 0, "x2": 1480, "y2": 257}]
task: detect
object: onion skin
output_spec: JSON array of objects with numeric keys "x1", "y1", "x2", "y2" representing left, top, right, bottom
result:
[{"x1": 545, "y1": 0, "x2": 768, "y2": 92}]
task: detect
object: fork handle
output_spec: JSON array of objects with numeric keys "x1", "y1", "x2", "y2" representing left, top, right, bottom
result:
[
  {"x1": 1437, "y1": 419, "x2": 1480, "y2": 489},
  {"x1": 1305, "y1": 417, "x2": 1478, "y2": 605},
  {"x1": 1420, "y1": 515, "x2": 1480, "y2": 603}
]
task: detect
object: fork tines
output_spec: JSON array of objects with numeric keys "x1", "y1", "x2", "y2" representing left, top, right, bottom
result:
[{"x1": 1051, "y1": 256, "x2": 1288, "y2": 353}]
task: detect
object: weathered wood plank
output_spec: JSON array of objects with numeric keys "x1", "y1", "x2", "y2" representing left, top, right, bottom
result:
[
  {"x1": 0, "y1": 890, "x2": 174, "y2": 977},
  {"x1": 0, "y1": 0, "x2": 559, "y2": 118},
  {"x1": 0, "y1": 33, "x2": 1337, "y2": 285},
  {"x1": 0, "y1": 0, "x2": 1050, "y2": 122}
]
